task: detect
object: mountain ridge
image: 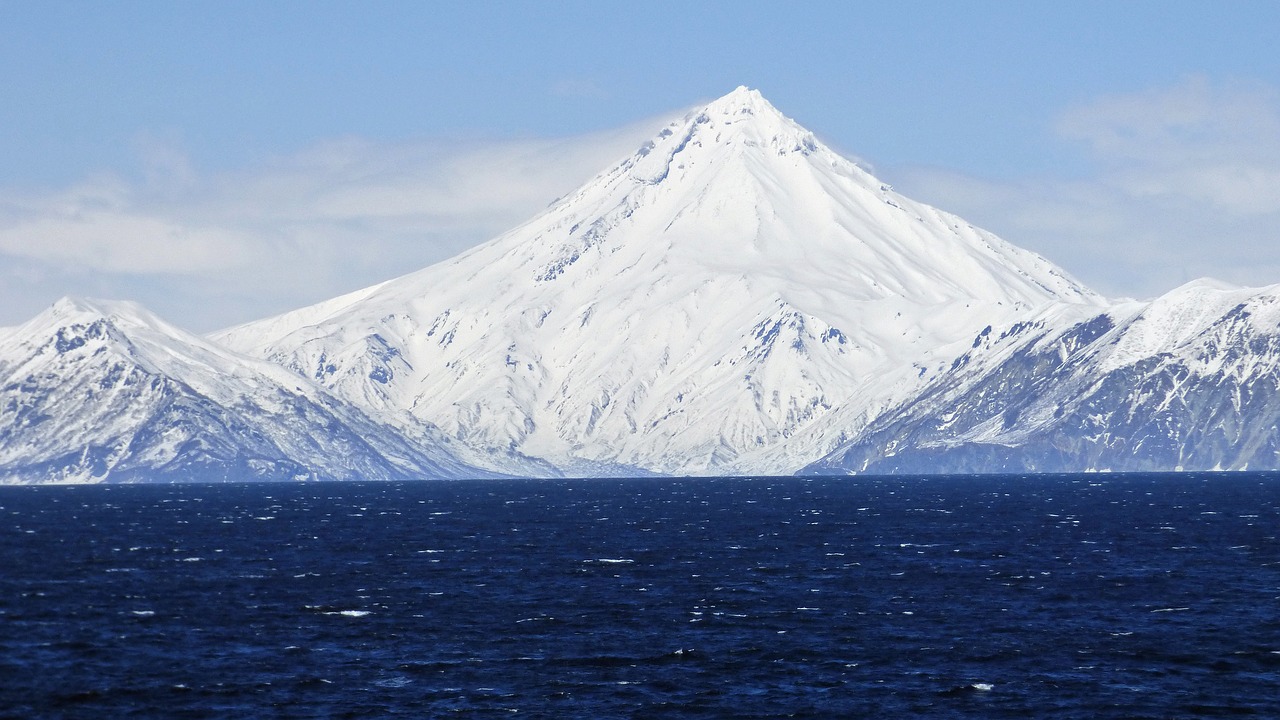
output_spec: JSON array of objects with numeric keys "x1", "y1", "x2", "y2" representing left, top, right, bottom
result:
[
  {"x1": 0, "y1": 296, "x2": 491, "y2": 483},
  {"x1": 805, "y1": 280, "x2": 1280, "y2": 474},
  {"x1": 1, "y1": 87, "x2": 1275, "y2": 483}
]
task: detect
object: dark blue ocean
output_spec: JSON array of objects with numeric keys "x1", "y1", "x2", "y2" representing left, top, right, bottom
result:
[{"x1": 2, "y1": 474, "x2": 1278, "y2": 718}]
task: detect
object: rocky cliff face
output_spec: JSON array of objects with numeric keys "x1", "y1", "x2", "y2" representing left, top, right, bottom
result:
[
  {"x1": 805, "y1": 281, "x2": 1280, "y2": 474},
  {"x1": 0, "y1": 298, "x2": 485, "y2": 483}
]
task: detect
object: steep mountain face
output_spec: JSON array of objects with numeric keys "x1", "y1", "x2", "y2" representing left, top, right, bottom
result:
[
  {"x1": 805, "y1": 280, "x2": 1280, "y2": 474},
  {"x1": 216, "y1": 87, "x2": 1101, "y2": 475},
  {"x1": 0, "y1": 298, "x2": 486, "y2": 484}
]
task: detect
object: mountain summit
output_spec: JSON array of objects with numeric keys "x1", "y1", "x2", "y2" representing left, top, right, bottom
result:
[{"x1": 216, "y1": 87, "x2": 1101, "y2": 474}]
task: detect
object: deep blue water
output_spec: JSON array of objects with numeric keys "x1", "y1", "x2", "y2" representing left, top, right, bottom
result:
[{"x1": 2, "y1": 474, "x2": 1279, "y2": 718}]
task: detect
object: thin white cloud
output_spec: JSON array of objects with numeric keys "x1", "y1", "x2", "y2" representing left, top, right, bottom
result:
[
  {"x1": 0, "y1": 199, "x2": 258, "y2": 275},
  {"x1": 0, "y1": 115, "x2": 669, "y2": 332},
  {"x1": 1057, "y1": 76, "x2": 1280, "y2": 216},
  {"x1": 894, "y1": 76, "x2": 1280, "y2": 300}
]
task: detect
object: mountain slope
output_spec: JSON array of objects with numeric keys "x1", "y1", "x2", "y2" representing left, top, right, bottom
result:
[
  {"x1": 805, "y1": 280, "x2": 1280, "y2": 474},
  {"x1": 216, "y1": 87, "x2": 1102, "y2": 475},
  {"x1": 0, "y1": 298, "x2": 486, "y2": 483}
]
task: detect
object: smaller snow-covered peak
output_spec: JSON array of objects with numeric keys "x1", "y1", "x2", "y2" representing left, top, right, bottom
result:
[
  {"x1": 1165, "y1": 276, "x2": 1245, "y2": 294},
  {"x1": 26, "y1": 297, "x2": 183, "y2": 341},
  {"x1": 1147, "y1": 277, "x2": 1267, "y2": 317},
  {"x1": 43, "y1": 296, "x2": 162, "y2": 325},
  {"x1": 1089, "y1": 277, "x2": 1280, "y2": 374},
  {"x1": 10, "y1": 297, "x2": 122, "y2": 343},
  {"x1": 48, "y1": 296, "x2": 109, "y2": 320},
  {"x1": 0, "y1": 297, "x2": 314, "y2": 401}
]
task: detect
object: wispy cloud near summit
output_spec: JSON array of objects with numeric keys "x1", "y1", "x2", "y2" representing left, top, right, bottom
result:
[{"x1": 0, "y1": 117, "x2": 666, "y2": 331}]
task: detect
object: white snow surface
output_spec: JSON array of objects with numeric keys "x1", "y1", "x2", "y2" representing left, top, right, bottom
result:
[{"x1": 215, "y1": 87, "x2": 1104, "y2": 475}]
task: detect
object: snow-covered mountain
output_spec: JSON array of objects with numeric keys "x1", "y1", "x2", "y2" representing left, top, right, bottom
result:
[
  {"x1": 4, "y1": 86, "x2": 1276, "y2": 483},
  {"x1": 0, "y1": 297, "x2": 486, "y2": 483},
  {"x1": 805, "y1": 280, "x2": 1280, "y2": 474},
  {"x1": 215, "y1": 86, "x2": 1101, "y2": 475}
]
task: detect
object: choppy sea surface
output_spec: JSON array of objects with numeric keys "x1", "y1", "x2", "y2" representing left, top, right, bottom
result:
[{"x1": 2, "y1": 474, "x2": 1279, "y2": 718}]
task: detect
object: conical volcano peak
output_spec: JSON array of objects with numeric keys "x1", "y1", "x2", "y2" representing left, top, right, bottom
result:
[
  {"x1": 214, "y1": 87, "x2": 1109, "y2": 477},
  {"x1": 686, "y1": 86, "x2": 816, "y2": 149},
  {"x1": 700, "y1": 85, "x2": 774, "y2": 117},
  {"x1": 624, "y1": 87, "x2": 820, "y2": 185}
]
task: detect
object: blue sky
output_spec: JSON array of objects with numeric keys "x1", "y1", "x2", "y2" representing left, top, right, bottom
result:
[{"x1": 2, "y1": 1, "x2": 1280, "y2": 329}]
